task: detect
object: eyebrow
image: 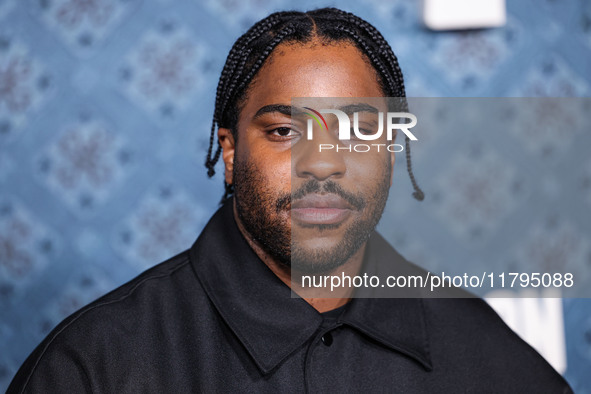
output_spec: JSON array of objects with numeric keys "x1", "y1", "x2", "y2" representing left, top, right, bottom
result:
[
  {"x1": 253, "y1": 104, "x2": 294, "y2": 119},
  {"x1": 338, "y1": 103, "x2": 379, "y2": 115},
  {"x1": 252, "y1": 102, "x2": 379, "y2": 119}
]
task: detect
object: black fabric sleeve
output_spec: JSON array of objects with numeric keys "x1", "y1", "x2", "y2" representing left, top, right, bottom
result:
[{"x1": 7, "y1": 334, "x2": 93, "y2": 394}]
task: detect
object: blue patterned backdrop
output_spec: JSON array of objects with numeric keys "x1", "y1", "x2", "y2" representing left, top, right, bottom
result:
[{"x1": 1, "y1": 0, "x2": 591, "y2": 391}]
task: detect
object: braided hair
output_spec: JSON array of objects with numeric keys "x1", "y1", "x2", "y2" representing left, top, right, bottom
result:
[{"x1": 205, "y1": 8, "x2": 424, "y2": 202}]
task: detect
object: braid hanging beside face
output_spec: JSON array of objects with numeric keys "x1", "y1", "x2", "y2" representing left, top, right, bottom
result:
[{"x1": 204, "y1": 8, "x2": 424, "y2": 202}]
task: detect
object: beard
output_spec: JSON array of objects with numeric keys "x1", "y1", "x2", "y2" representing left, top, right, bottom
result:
[{"x1": 233, "y1": 155, "x2": 391, "y2": 275}]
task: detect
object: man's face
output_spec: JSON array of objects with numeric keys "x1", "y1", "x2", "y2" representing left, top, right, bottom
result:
[{"x1": 224, "y1": 41, "x2": 394, "y2": 274}]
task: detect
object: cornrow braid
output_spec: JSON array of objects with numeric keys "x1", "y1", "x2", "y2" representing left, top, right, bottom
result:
[
  {"x1": 205, "y1": 14, "x2": 288, "y2": 173},
  {"x1": 205, "y1": 7, "x2": 424, "y2": 202}
]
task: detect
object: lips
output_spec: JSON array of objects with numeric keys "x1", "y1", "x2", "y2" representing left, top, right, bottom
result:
[{"x1": 291, "y1": 194, "x2": 354, "y2": 225}]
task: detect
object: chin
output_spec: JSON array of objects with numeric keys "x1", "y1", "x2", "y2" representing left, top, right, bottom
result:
[{"x1": 289, "y1": 248, "x2": 352, "y2": 275}]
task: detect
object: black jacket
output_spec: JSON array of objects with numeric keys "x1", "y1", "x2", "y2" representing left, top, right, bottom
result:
[{"x1": 8, "y1": 200, "x2": 572, "y2": 393}]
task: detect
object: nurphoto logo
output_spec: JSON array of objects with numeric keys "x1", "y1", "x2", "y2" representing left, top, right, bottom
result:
[{"x1": 302, "y1": 106, "x2": 418, "y2": 153}]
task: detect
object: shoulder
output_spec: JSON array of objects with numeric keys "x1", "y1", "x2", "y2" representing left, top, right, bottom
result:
[
  {"x1": 8, "y1": 250, "x2": 204, "y2": 393},
  {"x1": 371, "y1": 233, "x2": 572, "y2": 391},
  {"x1": 55, "y1": 249, "x2": 196, "y2": 330},
  {"x1": 422, "y1": 297, "x2": 572, "y2": 392}
]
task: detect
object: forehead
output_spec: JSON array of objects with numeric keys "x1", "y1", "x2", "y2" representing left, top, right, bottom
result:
[{"x1": 242, "y1": 41, "x2": 384, "y2": 110}]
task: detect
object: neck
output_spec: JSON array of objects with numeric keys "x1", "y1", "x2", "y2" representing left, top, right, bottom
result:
[{"x1": 233, "y1": 202, "x2": 365, "y2": 313}]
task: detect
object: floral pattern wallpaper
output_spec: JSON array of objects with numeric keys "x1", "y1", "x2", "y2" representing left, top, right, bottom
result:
[{"x1": 1, "y1": 0, "x2": 590, "y2": 391}]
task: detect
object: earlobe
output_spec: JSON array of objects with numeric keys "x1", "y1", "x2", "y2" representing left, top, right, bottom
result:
[
  {"x1": 389, "y1": 151, "x2": 396, "y2": 186},
  {"x1": 218, "y1": 128, "x2": 236, "y2": 185},
  {"x1": 389, "y1": 130, "x2": 397, "y2": 186},
  {"x1": 389, "y1": 130, "x2": 398, "y2": 186}
]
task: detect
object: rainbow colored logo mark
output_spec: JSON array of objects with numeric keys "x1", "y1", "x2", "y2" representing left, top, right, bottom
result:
[{"x1": 303, "y1": 107, "x2": 328, "y2": 130}]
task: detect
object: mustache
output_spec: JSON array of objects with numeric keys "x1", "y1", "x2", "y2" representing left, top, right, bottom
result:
[{"x1": 276, "y1": 180, "x2": 366, "y2": 212}]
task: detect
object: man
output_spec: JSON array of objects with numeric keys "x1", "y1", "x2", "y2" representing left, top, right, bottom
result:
[{"x1": 9, "y1": 8, "x2": 571, "y2": 393}]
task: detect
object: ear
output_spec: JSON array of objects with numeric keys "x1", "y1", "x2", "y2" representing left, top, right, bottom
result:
[
  {"x1": 389, "y1": 131, "x2": 397, "y2": 186},
  {"x1": 218, "y1": 128, "x2": 235, "y2": 186},
  {"x1": 389, "y1": 150, "x2": 396, "y2": 186}
]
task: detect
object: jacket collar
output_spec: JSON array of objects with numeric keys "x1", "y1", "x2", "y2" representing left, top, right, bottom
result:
[{"x1": 189, "y1": 200, "x2": 432, "y2": 374}]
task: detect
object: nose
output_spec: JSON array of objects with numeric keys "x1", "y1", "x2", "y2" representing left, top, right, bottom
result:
[{"x1": 293, "y1": 130, "x2": 346, "y2": 181}]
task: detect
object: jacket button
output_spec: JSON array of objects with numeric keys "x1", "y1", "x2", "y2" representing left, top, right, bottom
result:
[{"x1": 321, "y1": 332, "x2": 333, "y2": 346}]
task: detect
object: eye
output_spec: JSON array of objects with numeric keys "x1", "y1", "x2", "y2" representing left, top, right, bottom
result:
[
  {"x1": 351, "y1": 127, "x2": 374, "y2": 135},
  {"x1": 349, "y1": 128, "x2": 377, "y2": 142},
  {"x1": 267, "y1": 127, "x2": 300, "y2": 141},
  {"x1": 272, "y1": 127, "x2": 294, "y2": 136}
]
